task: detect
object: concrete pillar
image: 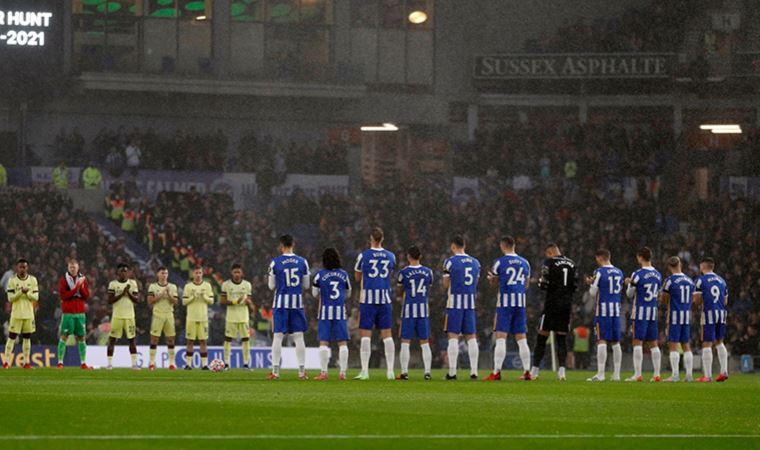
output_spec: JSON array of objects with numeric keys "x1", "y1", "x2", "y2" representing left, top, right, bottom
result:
[
  {"x1": 213, "y1": 0, "x2": 230, "y2": 76},
  {"x1": 579, "y1": 100, "x2": 588, "y2": 124},
  {"x1": 467, "y1": 103, "x2": 479, "y2": 141}
]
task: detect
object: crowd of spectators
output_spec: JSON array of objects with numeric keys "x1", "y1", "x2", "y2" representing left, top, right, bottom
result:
[
  {"x1": 52, "y1": 127, "x2": 349, "y2": 176},
  {"x1": 523, "y1": 1, "x2": 693, "y2": 53},
  {"x1": 459, "y1": 121, "x2": 675, "y2": 180}
]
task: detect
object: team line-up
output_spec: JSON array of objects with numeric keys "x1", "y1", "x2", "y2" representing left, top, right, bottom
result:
[{"x1": 2, "y1": 228, "x2": 729, "y2": 383}]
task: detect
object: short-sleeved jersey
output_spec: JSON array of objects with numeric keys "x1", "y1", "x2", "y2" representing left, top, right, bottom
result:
[
  {"x1": 108, "y1": 279, "x2": 139, "y2": 320},
  {"x1": 222, "y1": 279, "x2": 252, "y2": 323},
  {"x1": 183, "y1": 281, "x2": 214, "y2": 322},
  {"x1": 490, "y1": 253, "x2": 530, "y2": 308},
  {"x1": 269, "y1": 254, "x2": 309, "y2": 309},
  {"x1": 148, "y1": 282, "x2": 178, "y2": 315},
  {"x1": 629, "y1": 267, "x2": 661, "y2": 321},
  {"x1": 6, "y1": 275, "x2": 39, "y2": 319},
  {"x1": 397, "y1": 265, "x2": 433, "y2": 318},
  {"x1": 662, "y1": 273, "x2": 694, "y2": 325},
  {"x1": 591, "y1": 265, "x2": 624, "y2": 318},
  {"x1": 538, "y1": 255, "x2": 577, "y2": 300},
  {"x1": 313, "y1": 269, "x2": 351, "y2": 320},
  {"x1": 355, "y1": 248, "x2": 396, "y2": 305},
  {"x1": 695, "y1": 273, "x2": 727, "y2": 312},
  {"x1": 443, "y1": 254, "x2": 480, "y2": 309}
]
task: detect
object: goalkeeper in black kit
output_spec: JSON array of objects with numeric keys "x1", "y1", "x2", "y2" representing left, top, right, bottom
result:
[{"x1": 530, "y1": 243, "x2": 577, "y2": 381}]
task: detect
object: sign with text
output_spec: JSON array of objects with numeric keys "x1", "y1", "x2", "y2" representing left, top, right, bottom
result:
[
  {"x1": 474, "y1": 53, "x2": 676, "y2": 80},
  {"x1": 0, "y1": 0, "x2": 63, "y2": 77}
]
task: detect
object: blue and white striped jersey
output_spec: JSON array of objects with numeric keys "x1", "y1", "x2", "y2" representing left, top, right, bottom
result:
[
  {"x1": 355, "y1": 248, "x2": 396, "y2": 305},
  {"x1": 269, "y1": 254, "x2": 309, "y2": 309},
  {"x1": 397, "y1": 265, "x2": 433, "y2": 318},
  {"x1": 313, "y1": 269, "x2": 350, "y2": 321},
  {"x1": 490, "y1": 253, "x2": 530, "y2": 308},
  {"x1": 591, "y1": 265, "x2": 624, "y2": 318},
  {"x1": 443, "y1": 254, "x2": 480, "y2": 309},
  {"x1": 663, "y1": 273, "x2": 694, "y2": 325},
  {"x1": 695, "y1": 272, "x2": 727, "y2": 325},
  {"x1": 629, "y1": 266, "x2": 662, "y2": 321}
]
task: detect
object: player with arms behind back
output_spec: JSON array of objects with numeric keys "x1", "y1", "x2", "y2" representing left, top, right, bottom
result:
[
  {"x1": 585, "y1": 249, "x2": 624, "y2": 382},
  {"x1": 3, "y1": 259, "x2": 39, "y2": 369},
  {"x1": 57, "y1": 259, "x2": 91, "y2": 369},
  {"x1": 268, "y1": 234, "x2": 310, "y2": 380},
  {"x1": 396, "y1": 245, "x2": 434, "y2": 380},
  {"x1": 312, "y1": 248, "x2": 352, "y2": 380},
  {"x1": 107, "y1": 263, "x2": 141, "y2": 370},
  {"x1": 624, "y1": 247, "x2": 662, "y2": 382},
  {"x1": 532, "y1": 244, "x2": 577, "y2": 380},
  {"x1": 484, "y1": 236, "x2": 532, "y2": 381},
  {"x1": 660, "y1": 256, "x2": 695, "y2": 382},
  {"x1": 442, "y1": 236, "x2": 481, "y2": 380},
  {"x1": 147, "y1": 266, "x2": 179, "y2": 370},
  {"x1": 354, "y1": 227, "x2": 396, "y2": 380},
  {"x1": 221, "y1": 263, "x2": 253, "y2": 370},
  {"x1": 694, "y1": 257, "x2": 729, "y2": 382}
]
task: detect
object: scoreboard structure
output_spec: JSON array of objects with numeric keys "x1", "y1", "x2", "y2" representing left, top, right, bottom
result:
[{"x1": 0, "y1": 0, "x2": 63, "y2": 79}]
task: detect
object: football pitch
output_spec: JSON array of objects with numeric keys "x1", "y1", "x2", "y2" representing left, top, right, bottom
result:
[{"x1": 2, "y1": 369, "x2": 759, "y2": 450}]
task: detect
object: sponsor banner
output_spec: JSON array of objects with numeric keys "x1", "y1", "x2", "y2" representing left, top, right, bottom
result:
[
  {"x1": 474, "y1": 53, "x2": 676, "y2": 80},
  {"x1": 0, "y1": 345, "x2": 323, "y2": 369},
  {"x1": 25, "y1": 168, "x2": 348, "y2": 208},
  {"x1": 271, "y1": 174, "x2": 349, "y2": 197},
  {"x1": 503, "y1": 352, "x2": 524, "y2": 370},
  {"x1": 80, "y1": 345, "x2": 323, "y2": 369},
  {"x1": 0, "y1": 345, "x2": 58, "y2": 368}
]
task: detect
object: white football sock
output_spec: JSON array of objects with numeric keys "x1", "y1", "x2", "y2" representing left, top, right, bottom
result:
[
  {"x1": 360, "y1": 337, "x2": 371, "y2": 375},
  {"x1": 596, "y1": 343, "x2": 607, "y2": 378},
  {"x1": 633, "y1": 345, "x2": 643, "y2": 377},
  {"x1": 684, "y1": 351, "x2": 693, "y2": 378},
  {"x1": 702, "y1": 347, "x2": 713, "y2": 379},
  {"x1": 493, "y1": 338, "x2": 506, "y2": 374},
  {"x1": 421, "y1": 343, "x2": 432, "y2": 374},
  {"x1": 651, "y1": 347, "x2": 661, "y2": 377},
  {"x1": 399, "y1": 342, "x2": 410, "y2": 374},
  {"x1": 716, "y1": 343, "x2": 728, "y2": 375},
  {"x1": 467, "y1": 338, "x2": 479, "y2": 376},
  {"x1": 293, "y1": 332, "x2": 306, "y2": 376},
  {"x1": 670, "y1": 351, "x2": 680, "y2": 377},
  {"x1": 517, "y1": 338, "x2": 531, "y2": 372},
  {"x1": 338, "y1": 345, "x2": 348, "y2": 375},
  {"x1": 612, "y1": 343, "x2": 622, "y2": 379},
  {"x1": 271, "y1": 332, "x2": 284, "y2": 375},
  {"x1": 318, "y1": 345, "x2": 329, "y2": 373},
  {"x1": 447, "y1": 339, "x2": 459, "y2": 377},
  {"x1": 383, "y1": 337, "x2": 395, "y2": 376}
]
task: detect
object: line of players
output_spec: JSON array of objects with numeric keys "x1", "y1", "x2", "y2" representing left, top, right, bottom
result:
[{"x1": 0, "y1": 228, "x2": 730, "y2": 383}]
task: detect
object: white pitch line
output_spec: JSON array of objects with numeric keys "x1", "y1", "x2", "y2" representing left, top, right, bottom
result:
[{"x1": 1, "y1": 434, "x2": 758, "y2": 440}]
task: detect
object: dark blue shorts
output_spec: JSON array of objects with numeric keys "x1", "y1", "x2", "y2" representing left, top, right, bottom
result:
[
  {"x1": 445, "y1": 308, "x2": 476, "y2": 335},
  {"x1": 632, "y1": 319, "x2": 658, "y2": 342},
  {"x1": 359, "y1": 303, "x2": 392, "y2": 331},
  {"x1": 494, "y1": 307, "x2": 527, "y2": 334},
  {"x1": 595, "y1": 316, "x2": 621, "y2": 342},
  {"x1": 701, "y1": 323, "x2": 726, "y2": 342},
  {"x1": 668, "y1": 323, "x2": 691, "y2": 343},
  {"x1": 318, "y1": 319, "x2": 349, "y2": 342},
  {"x1": 400, "y1": 317, "x2": 430, "y2": 340},
  {"x1": 273, "y1": 308, "x2": 307, "y2": 334}
]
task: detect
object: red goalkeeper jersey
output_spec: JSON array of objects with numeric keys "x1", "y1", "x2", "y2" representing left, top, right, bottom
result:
[{"x1": 58, "y1": 273, "x2": 90, "y2": 314}]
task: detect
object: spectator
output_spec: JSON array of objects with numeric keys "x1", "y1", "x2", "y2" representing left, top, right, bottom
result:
[
  {"x1": 82, "y1": 162, "x2": 102, "y2": 189},
  {"x1": 125, "y1": 139, "x2": 142, "y2": 177},
  {"x1": 52, "y1": 162, "x2": 69, "y2": 189}
]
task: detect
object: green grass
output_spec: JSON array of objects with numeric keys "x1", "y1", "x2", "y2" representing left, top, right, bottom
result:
[{"x1": 2, "y1": 368, "x2": 759, "y2": 450}]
